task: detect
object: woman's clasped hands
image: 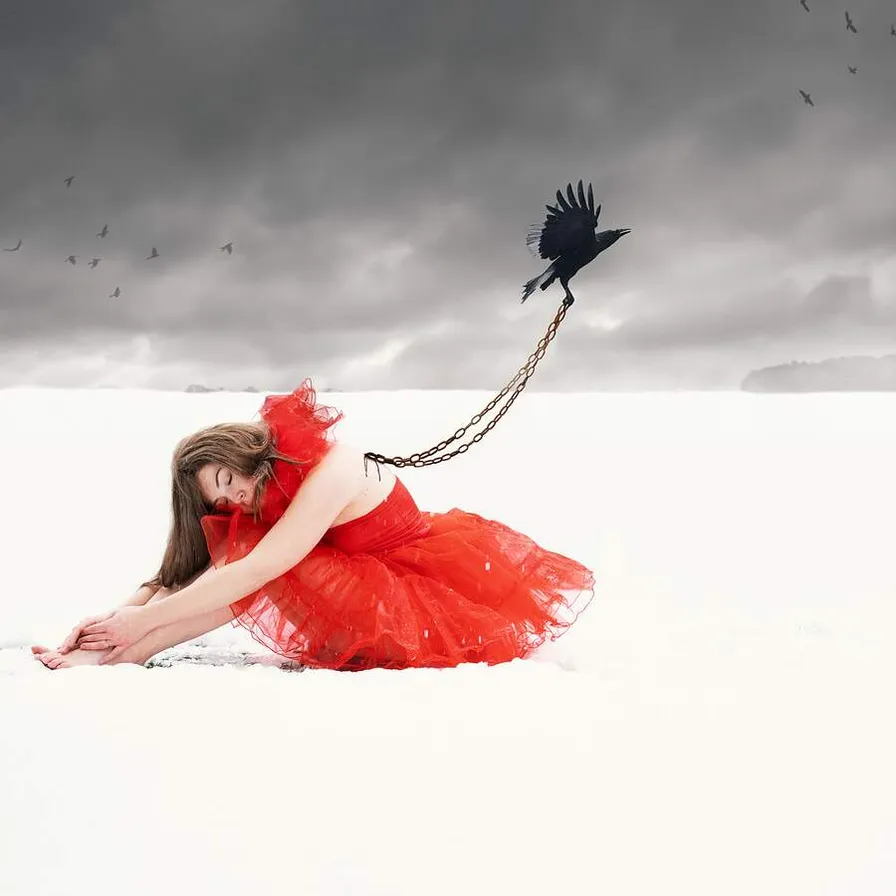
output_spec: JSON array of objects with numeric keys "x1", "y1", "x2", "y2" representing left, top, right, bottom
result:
[{"x1": 58, "y1": 606, "x2": 154, "y2": 664}]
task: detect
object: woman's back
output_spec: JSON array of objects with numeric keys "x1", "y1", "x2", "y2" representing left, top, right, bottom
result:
[{"x1": 328, "y1": 444, "x2": 398, "y2": 528}]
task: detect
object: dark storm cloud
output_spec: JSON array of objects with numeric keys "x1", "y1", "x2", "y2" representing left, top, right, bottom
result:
[{"x1": 1, "y1": 0, "x2": 895, "y2": 390}]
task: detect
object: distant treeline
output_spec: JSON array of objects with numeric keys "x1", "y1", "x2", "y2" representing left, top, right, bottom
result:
[{"x1": 742, "y1": 355, "x2": 896, "y2": 392}]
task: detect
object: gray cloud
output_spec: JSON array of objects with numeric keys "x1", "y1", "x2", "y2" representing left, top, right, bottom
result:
[
  {"x1": 593, "y1": 273, "x2": 896, "y2": 353},
  {"x1": 1, "y1": 0, "x2": 895, "y2": 390}
]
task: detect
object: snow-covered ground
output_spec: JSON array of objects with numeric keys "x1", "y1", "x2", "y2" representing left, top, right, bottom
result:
[{"x1": 2, "y1": 386, "x2": 896, "y2": 896}]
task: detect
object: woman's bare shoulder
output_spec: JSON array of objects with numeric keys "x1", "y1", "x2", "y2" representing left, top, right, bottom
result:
[
  {"x1": 308, "y1": 441, "x2": 384, "y2": 485},
  {"x1": 323, "y1": 441, "x2": 397, "y2": 525}
]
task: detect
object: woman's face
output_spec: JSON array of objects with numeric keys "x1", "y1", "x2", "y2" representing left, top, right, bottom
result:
[{"x1": 196, "y1": 463, "x2": 258, "y2": 512}]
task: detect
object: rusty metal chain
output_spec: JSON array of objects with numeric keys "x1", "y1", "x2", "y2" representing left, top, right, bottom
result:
[{"x1": 363, "y1": 298, "x2": 573, "y2": 471}]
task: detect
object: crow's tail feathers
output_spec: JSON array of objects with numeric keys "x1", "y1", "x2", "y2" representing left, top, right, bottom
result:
[{"x1": 520, "y1": 263, "x2": 556, "y2": 303}]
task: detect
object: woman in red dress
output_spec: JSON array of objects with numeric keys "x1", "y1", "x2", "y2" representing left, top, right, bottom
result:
[{"x1": 33, "y1": 381, "x2": 594, "y2": 671}]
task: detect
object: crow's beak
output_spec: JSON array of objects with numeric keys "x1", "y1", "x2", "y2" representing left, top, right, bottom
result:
[{"x1": 619, "y1": 228, "x2": 631, "y2": 236}]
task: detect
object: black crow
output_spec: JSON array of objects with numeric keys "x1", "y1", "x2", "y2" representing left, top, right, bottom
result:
[{"x1": 522, "y1": 179, "x2": 630, "y2": 306}]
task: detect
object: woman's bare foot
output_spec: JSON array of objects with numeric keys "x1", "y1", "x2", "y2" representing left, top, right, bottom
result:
[{"x1": 31, "y1": 644, "x2": 109, "y2": 670}]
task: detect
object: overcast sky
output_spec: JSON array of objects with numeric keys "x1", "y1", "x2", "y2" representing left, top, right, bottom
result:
[{"x1": 2, "y1": 0, "x2": 896, "y2": 391}]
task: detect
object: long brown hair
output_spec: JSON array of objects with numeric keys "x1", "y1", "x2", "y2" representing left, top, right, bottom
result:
[{"x1": 142, "y1": 421, "x2": 306, "y2": 590}]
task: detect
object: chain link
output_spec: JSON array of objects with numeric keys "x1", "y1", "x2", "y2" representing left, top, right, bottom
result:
[{"x1": 363, "y1": 298, "x2": 573, "y2": 469}]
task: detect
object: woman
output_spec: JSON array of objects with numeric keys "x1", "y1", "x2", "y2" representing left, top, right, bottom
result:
[{"x1": 33, "y1": 380, "x2": 594, "y2": 672}]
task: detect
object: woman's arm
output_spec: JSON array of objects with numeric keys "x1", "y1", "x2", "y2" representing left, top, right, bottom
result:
[
  {"x1": 58, "y1": 582, "x2": 161, "y2": 652},
  {"x1": 119, "y1": 584, "x2": 160, "y2": 607},
  {"x1": 63, "y1": 565, "x2": 216, "y2": 653},
  {"x1": 120, "y1": 553, "x2": 215, "y2": 608},
  {"x1": 120, "y1": 559, "x2": 213, "y2": 608},
  {"x1": 138, "y1": 442, "x2": 366, "y2": 630}
]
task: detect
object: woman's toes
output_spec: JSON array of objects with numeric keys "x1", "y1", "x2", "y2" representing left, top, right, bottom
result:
[{"x1": 33, "y1": 643, "x2": 105, "y2": 670}]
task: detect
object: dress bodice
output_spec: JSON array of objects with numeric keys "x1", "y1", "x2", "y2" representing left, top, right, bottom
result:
[{"x1": 322, "y1": 478, "x2": 431, "y2": 553}]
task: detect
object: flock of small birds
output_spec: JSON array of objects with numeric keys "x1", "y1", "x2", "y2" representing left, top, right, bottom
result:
[
  {"x1": 797, "y1": 5, "x2": 896, "y2": 107},
  {"x1": 2, "y1": 174, "x2": 235, "y2": 299}
]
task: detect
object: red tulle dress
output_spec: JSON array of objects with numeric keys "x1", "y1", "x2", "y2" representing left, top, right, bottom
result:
[{"x1": 200, "y1": 380, "x2": 594, "y2": 671}]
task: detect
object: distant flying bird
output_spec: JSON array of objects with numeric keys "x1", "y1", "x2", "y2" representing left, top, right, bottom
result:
[
  {"x1": 109, "y1": 287, "x2": 121, "y2": 298},
  {"x1": 146, "y1": 247, "x2": 159, "y2": 260},
  {"x1": 522, "y1": 179, "x2": 630, "y2": 306},
  {"x1": 97, "y1": 224, "x2": 109, "y2": 238},
  {"x1": 64, "y1": 175, "x2": 75, "y2": 187},
  {"x1": 800, "y1": 0, "x2": 809, "y2": 10},
  {"x1": 88, "y1": 257, "x2": 101, "y2": 268},
  {"x1": 845, "y1": 12, "x2": 857, "y2": 33},
  {"x1": 799, "y1": 89, "x2": 814, "y2": 106},
  {"x1": 3, "y1": 239, "x2": 22, "y2": 251},
  {"x1": 848, "y1": 65, "x2": 857, "y2": 74},
  {"x1": 220, "y1": 241, "x2": 234, "y2": 255},
  {"x1": 65, "y1": 255, "x2": 77, "y2": 265},
  {"x1": 891, "y1": 24, "x2": 895, "y2": 37}
]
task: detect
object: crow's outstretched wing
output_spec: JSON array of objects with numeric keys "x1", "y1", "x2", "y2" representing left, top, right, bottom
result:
[{"x1": 526, "y1": 180, "x2": 599, "y2": 260}]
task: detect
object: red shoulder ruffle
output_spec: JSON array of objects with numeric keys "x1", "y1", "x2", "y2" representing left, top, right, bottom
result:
[
  {"x1": 254, "y1": 379, "x2": 343, "y2": 524},
  {"x1": 254, "y1": 378, "x2": 343, "y2": 523},
  {"x1": 260, "y1": 379, "x2": 342, "y2": 461}
]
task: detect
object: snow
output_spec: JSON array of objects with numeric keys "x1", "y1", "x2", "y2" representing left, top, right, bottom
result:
[{"x1": 2, "y1": 386, "x2": 896, "y2": 895}]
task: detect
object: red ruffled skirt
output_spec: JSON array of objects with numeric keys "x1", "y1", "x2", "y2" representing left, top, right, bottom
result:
[{"x1": 202, "y1": 478, "x2": 594, "y2": 671}]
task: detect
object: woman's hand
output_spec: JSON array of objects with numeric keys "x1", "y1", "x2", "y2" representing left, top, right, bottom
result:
[
  {"x1": 77, "y1": 606, "x2": 154, "y2": 664},
  {"x1": 58, "y1": 611, "x2": 116, "y2": 654}
]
